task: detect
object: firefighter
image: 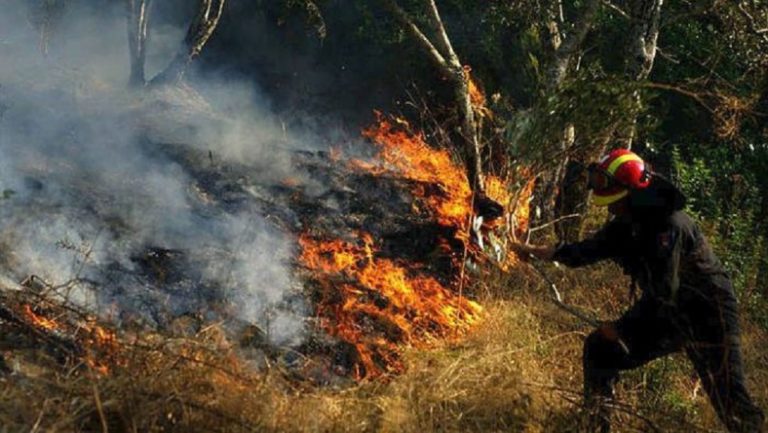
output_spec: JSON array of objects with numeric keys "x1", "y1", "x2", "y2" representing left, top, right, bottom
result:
[{"x1": 512, "y1": 149, "x2": 764, "y2": 433}]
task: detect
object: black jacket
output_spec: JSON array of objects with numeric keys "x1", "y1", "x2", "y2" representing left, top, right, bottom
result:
[{"x1": 552, "y1": 175, "x2": 730, "y2": 307}]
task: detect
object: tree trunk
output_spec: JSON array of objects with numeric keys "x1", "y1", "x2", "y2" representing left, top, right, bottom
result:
[
  {"x1": 127, "y1": 0, "x2": 153, "y2": 88},
  {"x1": 617, "y1": 0, "x2": 664, "y2": 148},
  {"x1": 381, "y1": 0, "x2": 485, "y2": 195},
  {"x1": 545, "y1": 0, "x2": 600, "y2": 88},
  {"x1": 453, "y1": 69, "x2": 485, "y2": 193},
  {"x1": 626, "y1": 0, "x2": 664, "y2": 81},
  {"x1": 554, "y1": 141, "x2": 593, "y2": 242},
  {"x1": 151, "y1": 0, "x2": 226, "y2": 86},
  {"x1": 529, "y1": 0, "x2": 599, "y2": 232}
]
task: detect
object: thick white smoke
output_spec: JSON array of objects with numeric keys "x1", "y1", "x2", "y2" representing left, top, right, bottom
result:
[{"x1": 0, "y1": 0, "x2": 308, "y2": 347}]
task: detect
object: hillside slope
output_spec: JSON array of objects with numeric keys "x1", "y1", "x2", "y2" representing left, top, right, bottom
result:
[{"x1": 1, "y1": 263, "x2": 765, "y2": 432}]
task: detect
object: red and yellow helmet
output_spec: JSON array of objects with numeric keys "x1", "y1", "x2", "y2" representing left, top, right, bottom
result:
[{"x1": 588, "y1": 149, "x2": 650, "y2": 206}]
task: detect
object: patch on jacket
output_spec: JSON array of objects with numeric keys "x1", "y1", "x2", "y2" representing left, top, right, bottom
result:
[{"x1": 658, "y1": 230, "x2": 676, "y2": 251}]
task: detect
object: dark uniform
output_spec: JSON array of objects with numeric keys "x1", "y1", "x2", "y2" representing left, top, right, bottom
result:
[{"x1": 552, "y1": 178, "x2": 764, "y2": 433}]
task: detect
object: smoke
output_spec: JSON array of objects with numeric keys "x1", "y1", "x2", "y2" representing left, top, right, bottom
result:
[{"x1": 0, "y1": 0, "x2": 310, "y2": 347}]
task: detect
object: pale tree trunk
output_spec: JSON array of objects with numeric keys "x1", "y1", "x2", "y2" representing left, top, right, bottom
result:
[
  {"x1": 545, "y1": 0, "x2": 600, "y2": 88},
  {"x1": 28, "y1": 0, "x2": 68, "y2": 56},
  {"x1": 382, "y1": 0, "x2": 485, "y2": 195},
  {"x1": 529, "y1": 0, "x2": 600, "y2": 238},
  {"x1": 454, "y1": 69, "x2": 485, "y2": 194},
  {"x1": 127, "y1": 0, "x2": 153, "y2": 87},
  {"x1": 151, "y1": 0, "x2": 226, "y2": 86},
  {"x1": 616, "y1": 0, "x2": 664, "y2": 148},
  {"x1": 626, "y1": 0, "x2": 663, "y2": 81},
  {"x1": 553, "y1": 0, "x2": 663, "y2": 242}
]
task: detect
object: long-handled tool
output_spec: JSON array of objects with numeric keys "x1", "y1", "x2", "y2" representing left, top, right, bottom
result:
[{"x1": 523, "y1": 255, "x2": 630, "y2": 355}]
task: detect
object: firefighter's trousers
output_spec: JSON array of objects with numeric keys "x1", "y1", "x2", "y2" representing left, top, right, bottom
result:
[{"x1": 583, "y1": 279, "x2": 764, "y2": 433}]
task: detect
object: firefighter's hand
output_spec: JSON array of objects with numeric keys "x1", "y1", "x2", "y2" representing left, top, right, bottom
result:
[{"x1": 510, "y1": 242, "x2": 556, "y2": 261}]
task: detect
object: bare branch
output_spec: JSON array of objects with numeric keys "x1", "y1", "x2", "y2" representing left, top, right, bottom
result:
[
  {"x1": 381, "y1": 0, "x2": 485, "y2": 194},
  {"x1": 736, "y1": 1, "x2": 768, "y2": 43},
  {"x1": 527, "y1": 213, "x2": 581, "y2": 234},
  {"x1": 184, "y1": 0, "x2": 224, "y2": 58},
  {"x1": 644, "y1": 81, "x2": 715, "y2": 112},
  {"x1": 425, "y1": 0, "x2": 460, "y2": 67},
  {"x1": 381, "y1": 0, "x2": 448, "y2": 69},
  {"x1": 601, "y1": 0, "x2": 629, "y2": 19}
]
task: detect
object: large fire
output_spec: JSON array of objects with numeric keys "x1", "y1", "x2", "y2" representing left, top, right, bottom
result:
[
  {"x1": 358, "y1": 115, "x2": 474, "y2": 236},
  {"x1": 299, "y1": 114, "x2": 532, "y2": 380},
  {"x1": 359, "y1": 114, "x2": 531, "y2": 243}
]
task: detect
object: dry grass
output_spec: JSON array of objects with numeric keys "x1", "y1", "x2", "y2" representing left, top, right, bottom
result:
[{"x1": 1, "y1": 264, "x2": 766, "y2": 433}]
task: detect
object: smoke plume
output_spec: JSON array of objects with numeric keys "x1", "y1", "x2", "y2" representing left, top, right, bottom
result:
[{"x1": 0, "y1": 0, "x2": 310, "y2": 346}]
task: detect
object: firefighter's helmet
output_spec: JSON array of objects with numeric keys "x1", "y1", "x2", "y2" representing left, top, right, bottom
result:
[{"x1": 587, "y1": 149, "x2": 650, "y2": 206}]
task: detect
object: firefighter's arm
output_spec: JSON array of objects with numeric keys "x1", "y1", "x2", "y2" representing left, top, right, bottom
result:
[
  {"x1": 510, "y1": 225, "x2": 619, "y2": 265},
  {"x1": 510, "y1": 243, "x2": 556, "y2": 261},
  {"x1": 548, "y1": 220, "x2": 625, "y2": 267}
]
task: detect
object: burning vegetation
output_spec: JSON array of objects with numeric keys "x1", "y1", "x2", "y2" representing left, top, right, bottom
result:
[
  {"x1": 1, "y1": 288, "x2": 121, "y2": 376},
  {"x1": 0, "y1": 109, "x2": 532, "y2": 385},
  {"x1": 296, "y1": 113, "x2": 532, "y2": 379},
  {"x1": 299, "y1": 233, "x2": 482, "y2": 379}
]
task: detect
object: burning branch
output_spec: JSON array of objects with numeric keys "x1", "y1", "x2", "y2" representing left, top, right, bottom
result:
[{"x1": 0, "y1": 289, "x2": 121, "y2": 375}]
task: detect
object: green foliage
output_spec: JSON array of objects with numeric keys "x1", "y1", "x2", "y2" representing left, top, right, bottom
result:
[
  {"x1": 506, "y1": 69, "x2": 642, "y2": 169},
  {"x1": 672, "y1": 144, "x2": 768, "y2": 328},
  {"x1": 623, "y1": 355, "x2": 698, "y2": 420},
  {"x1": 282, "y1": 0, "x2": 327, "y2": 39}
]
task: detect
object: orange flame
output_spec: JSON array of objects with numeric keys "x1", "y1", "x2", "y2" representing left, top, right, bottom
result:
[
  {"x1": 361, "y1": 115, "x2": 473, "y2": 236},
  {"x1": 300, "y1": 113, "x2": 535, "y2": 379},
  {"x1": 465, "y1": 66, "x2": 486, "y2": 110},
  {"x1": 23, "y1": 304, "x2": 59, "y2": 330},
  {"x1": 82, "y1": 321, "x2": 121, "y2": 374},
  {"x1": 300, "y1": 234, "x2": 482, "y2": 379},
  {"x1": 464, "y1": 66, "x2": 494, "y2": 121},
  {"x1": 359, "y1": 113, "x2": 526, "y2": 238},
  {"x1": 22, "y1": 303, "x2": 120, "y2": 375}
]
